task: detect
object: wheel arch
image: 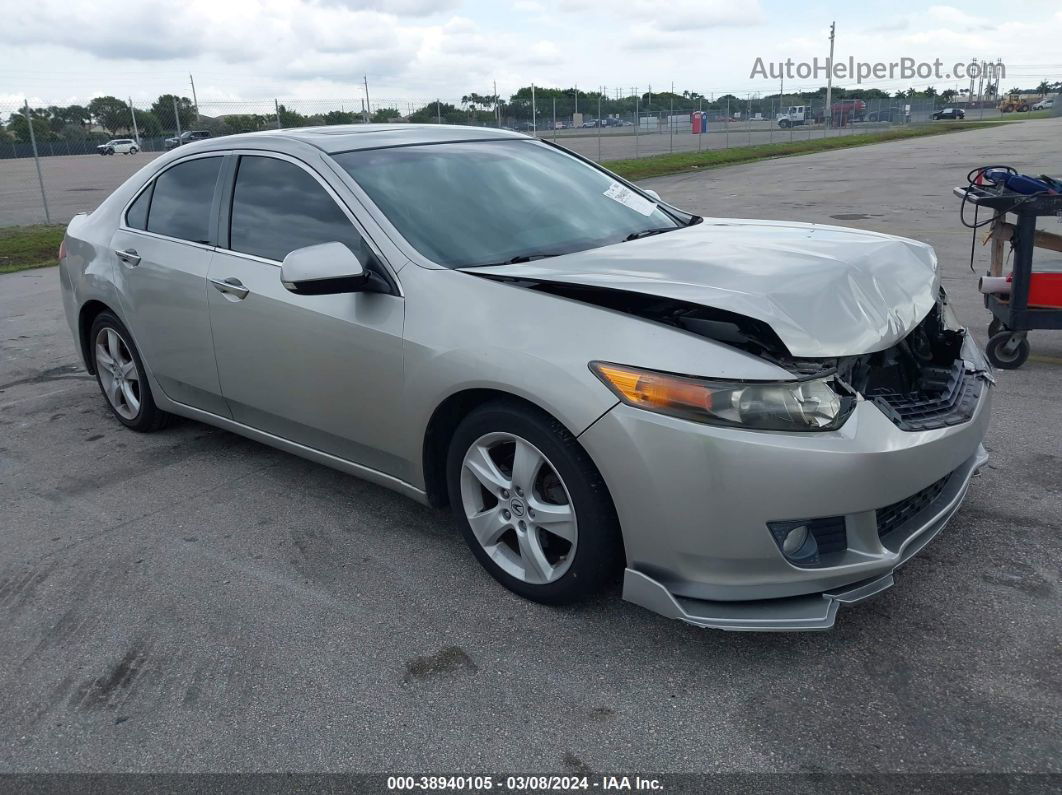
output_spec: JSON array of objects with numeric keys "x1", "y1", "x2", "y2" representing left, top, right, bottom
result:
[
  {"x1": 421, "y1": 388, "x2": 595, "y2": 509},
  {"x1": 78, "y1": 299, "x2": 118, "y2": 374}
]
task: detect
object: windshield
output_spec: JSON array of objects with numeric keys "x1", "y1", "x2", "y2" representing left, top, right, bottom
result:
[{"x1": 332, "y1": 139, "x2": 684, "y2": 268}]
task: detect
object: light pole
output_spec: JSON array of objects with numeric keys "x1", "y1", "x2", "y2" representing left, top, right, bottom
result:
[{"x1": 825, "y1": 21, "x2": 836, "y2": 130}]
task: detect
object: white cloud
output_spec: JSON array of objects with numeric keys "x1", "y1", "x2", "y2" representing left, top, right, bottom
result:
[
  {"x1": 2, "y1": 0, "x2": 1059, "y2": 108},
  {"x1": 559, "y1": 0, "x2": 765, "y2": 30}
]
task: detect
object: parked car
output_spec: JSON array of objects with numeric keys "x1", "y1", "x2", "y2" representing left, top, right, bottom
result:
[
  {"x1": 60, "y1": 125, "x2": 993, "y2": 631},
  {"x1": 1032, "y1": 98, "x2": 1054, "y2": 111},
  {"x1": 163, "y1": 130, "x2": 212, "y2": 150},
  {"x1": 97, "y1": 139, "x2": 139, "y2": 156},
  {"x1": 866, "y1": 107, "x2": 909, "y2": 123},
  {"x1": 931, "y1": 108, "x2": 965, "y2": 120}
]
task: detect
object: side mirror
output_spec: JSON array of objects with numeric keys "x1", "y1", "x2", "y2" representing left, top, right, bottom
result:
[
  {"x1": 643, "y1": 189, "x2": 661, "y2": 202},
  {"x1": 281, "y1": 242, "x2": 370, "y2": 295}
]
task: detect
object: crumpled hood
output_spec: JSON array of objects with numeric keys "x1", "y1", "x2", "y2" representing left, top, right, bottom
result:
[{"x1": 468, "y1": 219, "x2": 939, "y2": 357}]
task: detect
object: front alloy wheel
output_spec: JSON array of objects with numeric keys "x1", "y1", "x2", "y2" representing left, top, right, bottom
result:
[
  {"x1": 460, "y1": 432, "x2": 578, "y2": 585},
  {"x1": 446, "y1": 401, "x2": 622, "y2": 605}
]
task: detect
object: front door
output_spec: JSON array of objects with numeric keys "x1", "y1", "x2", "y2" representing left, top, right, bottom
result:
[{"x1": 206, "y1": 154, "x2": 407, "y2": 478}]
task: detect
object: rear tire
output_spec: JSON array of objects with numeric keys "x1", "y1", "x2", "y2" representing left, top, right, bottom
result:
[
  {"x1": 446, "y1": 401, "x2": 622, "y2": 605},
  {"x1": 89, "y1": 311, "x2": 172, "y2": 432}
]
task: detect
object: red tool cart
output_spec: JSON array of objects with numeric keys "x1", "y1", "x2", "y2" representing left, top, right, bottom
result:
[{"x1": 954, "y1": 180, "x2": 1062, "y2": 369}]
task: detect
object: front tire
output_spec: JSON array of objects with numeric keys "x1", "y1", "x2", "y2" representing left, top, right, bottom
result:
[
  {"x1": 89, "y1": 311, "x2": 171, "y2": 432},
  {"x1": 446, "y1": 401, "x2": 622, "y2": 605}
]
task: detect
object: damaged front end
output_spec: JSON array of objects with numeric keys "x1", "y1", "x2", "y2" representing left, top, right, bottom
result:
[
  {"x1": 481, "y1": 274, "x2": 992, "y2": 434},
  {"x1": 834, "y1": 299, "x2": 993, "y2": 432}
]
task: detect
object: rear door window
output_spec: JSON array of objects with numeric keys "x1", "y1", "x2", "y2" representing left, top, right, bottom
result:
[
  {"x1": 146, "y1": 156, "x2": 222, "y2": 244},
  {"x1": 228, "y1": 155, "x2": 365, "y2": 263}
]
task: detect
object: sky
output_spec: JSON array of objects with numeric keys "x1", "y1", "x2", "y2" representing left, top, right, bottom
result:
[{"x1": 2, "y1": 0, "x2": 1061, "y2": 110}]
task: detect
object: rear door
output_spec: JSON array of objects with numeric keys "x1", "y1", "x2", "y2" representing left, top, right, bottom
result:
[
  {"x1": 111, "y1": 153, "x2": 230, "y2": 415},
  {"x1": 206, "y1": 152, "x2": 406, "y2": 476}
]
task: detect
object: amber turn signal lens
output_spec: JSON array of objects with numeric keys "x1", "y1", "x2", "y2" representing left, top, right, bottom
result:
[{"x1": 592, "y1": 363, "x2": 713, "y2": 412}]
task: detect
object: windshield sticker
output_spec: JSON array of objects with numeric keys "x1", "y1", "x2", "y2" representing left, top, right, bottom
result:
[{"x1": 603, "y1": 181, "x2": 656, "y2": 216}]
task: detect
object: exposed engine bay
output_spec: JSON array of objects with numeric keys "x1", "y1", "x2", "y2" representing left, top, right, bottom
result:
[{"x1": 483, "y1": 276, "x2": 991, "y2": 432}]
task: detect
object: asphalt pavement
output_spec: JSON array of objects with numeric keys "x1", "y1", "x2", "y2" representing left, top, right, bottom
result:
[{"x1": 0, "y1": 119, "x2": 1059, "y2": 774}]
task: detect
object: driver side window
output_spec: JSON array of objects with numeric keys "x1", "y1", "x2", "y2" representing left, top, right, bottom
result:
[{"x1": 228, "y1": 155, "x2": 367, "y2": 264}]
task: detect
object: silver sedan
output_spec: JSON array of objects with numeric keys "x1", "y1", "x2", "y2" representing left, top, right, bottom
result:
[{"x1": 59, "y1": 125, "x2": 993, "y2": 630}]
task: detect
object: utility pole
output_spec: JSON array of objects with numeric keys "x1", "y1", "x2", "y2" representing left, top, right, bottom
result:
[
  {"x1": 189, "y1": 73, "x2": 199, "y2": 122},
  {"x1": 597, "y1": 87, "x2": 602, "y2": 161},
  {"x1": 825, "y1": 21, "x2": 836, "y2": 129},
  {"x1": 436, "y1": 99, "x2": 441, "y2": 124},
  {"x1": 174, "y1": 96, "x2": 184, "y2": 138},
  {"x1": 23, "y1": 100, "x2": 50, "y2": 224},
  {"x1": 363, "y1": 75, "x2": 371, "y2": 120},
  {"x1": 531, "y1": 83, "x2": 537, "y2": 135},
  {"x1": 494, "y1": 79, "x2": 500, "y2": 127},
  {"x1": 977, "y1": 58, "x2": 986, "y2": 120},
  {"x1": 574, "y1": 83, "x2": 578, "y2": 117},
  {"x1": 128, "y1": 97, "x2": 140, "y2": 145},
  {"x1": 274, "y1": 98, "x2": 281, "y2": 130}
]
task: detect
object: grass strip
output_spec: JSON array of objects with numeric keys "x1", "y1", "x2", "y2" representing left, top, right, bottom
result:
[
  {"x1": 0, "y1": 225, "x2": 65, "y2": 274},
  {"x1": 603, "y1": 122, "x2": 1008, "y2": 181}
]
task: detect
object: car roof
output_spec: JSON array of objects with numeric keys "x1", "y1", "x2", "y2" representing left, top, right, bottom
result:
[{"x1": 205, "y1": 124, "x2": 528, "y2": 154}]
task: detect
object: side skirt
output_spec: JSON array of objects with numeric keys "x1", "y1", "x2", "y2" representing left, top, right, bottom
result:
[{"x1": 163, "y1": 399, "x2": 431, "y2": 506}]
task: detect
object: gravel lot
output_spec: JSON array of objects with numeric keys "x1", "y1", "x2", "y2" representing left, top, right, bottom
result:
[{"x1": 0, "y1": 119, "x2": 1059, "y2": 774}]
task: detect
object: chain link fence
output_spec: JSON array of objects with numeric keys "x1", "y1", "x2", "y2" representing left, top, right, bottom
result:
[{"x1": 1, "y1": 87, "x2": 1049, "y2": 227}]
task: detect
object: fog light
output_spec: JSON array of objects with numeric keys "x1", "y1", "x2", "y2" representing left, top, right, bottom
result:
[
  {"x1": 782, "y1": 524, "x2": 809, "y2": 555},
  {"x1": 768, "y1": 518, "x2": 830, "y2": 564}
]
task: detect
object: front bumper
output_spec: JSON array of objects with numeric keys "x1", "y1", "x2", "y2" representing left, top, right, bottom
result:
[
  {"x1": 578, "y1": 377, "x2": 992, "y2": 630},
  {"x1": 622, "y1": 444, "x2": 987, "y2": 630}
]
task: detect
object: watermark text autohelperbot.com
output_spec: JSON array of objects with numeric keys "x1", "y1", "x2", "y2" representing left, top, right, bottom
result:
[{"x1": 750, "y1": 57, "x2": 1004, "y2": 84}]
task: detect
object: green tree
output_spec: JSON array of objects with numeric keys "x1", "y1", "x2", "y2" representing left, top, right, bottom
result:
[
  {"x1": 324, "y1": 110, "x2": 359, "y2": 125},
  {"x1": 1036, "y1": 80, "x2": 1050, "y2": 97},
  {"x1": 409, "y1": 101, "x2": 462, "y2": 124},
  {"x1": 276, "y1": 104, "x2": 308, "y2": 127},
  {"x1": 371, "y1": 107, "x2": 401, "y2": 123},
  {"x1": 7, "y1": 112, "x2": 55, "y2": 143},
  {"x1": 151, "y1": 94, "x2": 197, "y2": 131},
  {"x1": 46, "y1": 104, "x2": 91, "y2": 133},
  {"x1": 941, "y1": 89, "x2": 957, "y2": 103},
  {"x1": 923, "y1": 86, "x2": 937, "y2": 97},
  {"x1": 131, "y1": 109, "x2": 162, "y2": 137},
  {"x1": 88, "y1": 96, "x2": 130, "y2": 135}
]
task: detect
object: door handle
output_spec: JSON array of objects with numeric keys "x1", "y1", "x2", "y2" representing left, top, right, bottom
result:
[
  {"x1": 209, "y1": 277, "x2": 250, "y2": 300},
  {"x1": 115, "y1": 248, "x2": 141, "y2": 267}
]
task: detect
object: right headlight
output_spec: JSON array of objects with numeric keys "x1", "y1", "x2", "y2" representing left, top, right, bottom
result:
[{"x1": 590, "y1": 362, "x2": 854, "y2": 432}]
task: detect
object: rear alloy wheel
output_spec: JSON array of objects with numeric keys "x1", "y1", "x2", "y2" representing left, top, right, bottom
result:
[
  {"x1": 89, "y1": 312, "x2": 171, "y2": 432},
  {"x1": 447, "y1": 402, "x2": 621, "y2": 604}
]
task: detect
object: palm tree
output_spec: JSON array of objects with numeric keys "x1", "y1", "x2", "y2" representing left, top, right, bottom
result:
[
  {"x1": 1036, "y1": 80, "x2": 1051, "y2": 97},
  {"x1": 924, "y1": 86, "x2": 937, "y2": 97}
]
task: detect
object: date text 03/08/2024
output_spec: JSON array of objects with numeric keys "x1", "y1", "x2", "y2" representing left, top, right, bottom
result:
[{"x1": 386, "y1": 775, "x2": 664, "y2": 791}]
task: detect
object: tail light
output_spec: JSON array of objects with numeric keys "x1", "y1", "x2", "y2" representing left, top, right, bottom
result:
[{"x1": 58, "y1": 238, "x2": 68, "y2": 261}]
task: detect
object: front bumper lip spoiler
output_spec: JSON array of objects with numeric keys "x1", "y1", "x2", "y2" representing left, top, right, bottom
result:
[{"x1": 622, "y1": 444, "x2": 989, "y2": 631}]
